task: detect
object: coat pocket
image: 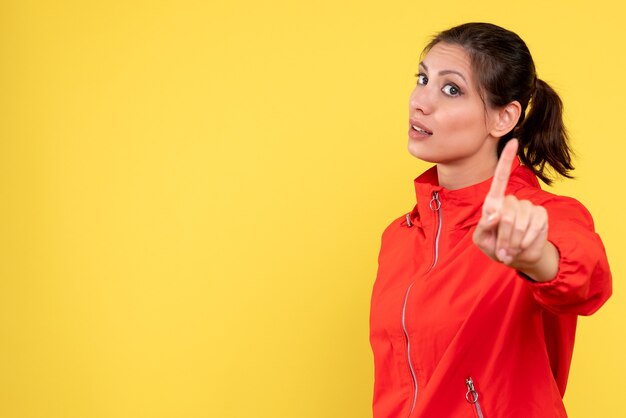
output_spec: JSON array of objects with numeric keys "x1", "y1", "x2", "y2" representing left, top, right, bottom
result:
[{"x1": 465, "y1": 377, "x2": 485, "y2": 418}]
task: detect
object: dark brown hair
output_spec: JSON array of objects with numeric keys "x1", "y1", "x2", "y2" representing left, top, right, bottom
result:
[{"x1": 423, "y1": 22, "x2": 573, "y2": 184}]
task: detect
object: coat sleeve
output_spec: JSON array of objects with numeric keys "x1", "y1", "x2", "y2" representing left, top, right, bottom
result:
[{"x1": 523, "y1": 195, "x2": 612, "y2": 316}]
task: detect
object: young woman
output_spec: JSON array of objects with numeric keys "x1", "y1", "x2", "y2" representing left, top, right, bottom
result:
[{"x1": 369, "y1": 23, "x2": 612, "y2": 417}]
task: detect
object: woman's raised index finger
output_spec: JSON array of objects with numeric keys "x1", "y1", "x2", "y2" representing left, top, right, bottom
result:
[{"x1": 487, "y1": 139, "x2": 519, "y2": 200}]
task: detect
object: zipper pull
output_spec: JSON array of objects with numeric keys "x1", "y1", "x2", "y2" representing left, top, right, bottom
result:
[
  {"x1": 429, "y1": 191, "x2": 441, "y2": 211},
  {"x1": 465, "y1": 377, "x2": 479, "y2": 404}
]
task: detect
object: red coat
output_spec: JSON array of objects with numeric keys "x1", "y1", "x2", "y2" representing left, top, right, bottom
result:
[{"x1": 369, "y1": 160, "x2": 612, "y2": 418}]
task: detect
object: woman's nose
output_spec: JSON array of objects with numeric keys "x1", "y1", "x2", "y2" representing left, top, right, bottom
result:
[{"x1": 409, "y1": 85, "x2": 433, "y2": 115}]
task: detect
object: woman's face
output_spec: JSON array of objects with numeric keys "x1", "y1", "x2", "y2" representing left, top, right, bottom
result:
[{"x1": 408, "y1": 42, "x2": 500, "y2": 168}]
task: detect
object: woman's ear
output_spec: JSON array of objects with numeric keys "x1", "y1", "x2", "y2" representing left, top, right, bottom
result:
[{"x1": 490, "y1": 101, "x2": 522, "y2": 137}]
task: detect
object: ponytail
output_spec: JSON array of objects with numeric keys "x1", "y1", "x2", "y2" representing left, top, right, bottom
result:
[{"x1": 501, "y1": 79, "x2": 574, "y2": 185}]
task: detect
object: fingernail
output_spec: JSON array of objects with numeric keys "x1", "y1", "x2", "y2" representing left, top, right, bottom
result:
[
  {"x1": 487, "y1": 212, "x2": 496, "y2": 223},
  {"x1": 497, "y1": 248, "x2": 508, "y2": 262}
]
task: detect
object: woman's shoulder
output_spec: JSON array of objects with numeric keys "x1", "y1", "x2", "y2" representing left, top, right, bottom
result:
[
  {"x1": 382, "y1": 211, "x2": 412, "y2": 232},
  {"x1": 514, "y1": 185, "x2": 595, "y2": 229}
]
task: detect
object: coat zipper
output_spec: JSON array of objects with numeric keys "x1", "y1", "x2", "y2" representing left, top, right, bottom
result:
[
  {"x1": 465, "y1": 377, "x2": 484, "y2": 418},
  {"x1": 400, "y1": 191, "x2": 442, "y2": 416},
  {"x1": 428, "y1": 191, "x2": 442, "y2": 270},
  {"x1": 402, "y1": 283, "x2": 418, "y2": 416}
]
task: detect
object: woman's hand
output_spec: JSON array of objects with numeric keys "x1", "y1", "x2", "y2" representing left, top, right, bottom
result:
[{"x1": 472, "y1": 139, "x2": 559, "y2": 282}]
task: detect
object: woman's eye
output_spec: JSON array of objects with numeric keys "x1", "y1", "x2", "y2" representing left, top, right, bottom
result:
[
  {"x1": 416, "y1": 73, "x2": 428, "y2": 85},
  {"x1": 442, "y1": 84, "x2": 461, "y2": 96}
]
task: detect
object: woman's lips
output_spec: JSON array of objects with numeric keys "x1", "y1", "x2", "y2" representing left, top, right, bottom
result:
[{"x1": 409, "y1": 120, "x2": 433, "y2": 138}]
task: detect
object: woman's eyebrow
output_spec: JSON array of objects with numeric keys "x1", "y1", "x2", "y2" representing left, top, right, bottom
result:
[{"x1": 419, "y1": 62, "x2": 467, "y2": 83}]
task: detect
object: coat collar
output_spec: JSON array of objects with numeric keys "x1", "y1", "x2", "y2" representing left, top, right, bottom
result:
[{"x1": 407, "y1": 158, "x2": 540, "y2": 230}]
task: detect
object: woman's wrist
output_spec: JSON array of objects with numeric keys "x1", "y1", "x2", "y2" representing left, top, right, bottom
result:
[{"x1": 518, "y1": 241, "x2": 560, "y2": 282}]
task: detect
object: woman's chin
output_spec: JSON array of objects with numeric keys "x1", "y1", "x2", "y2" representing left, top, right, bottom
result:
[{"x1": 407, "y1": 142, "x2": 439, "y2": 163}]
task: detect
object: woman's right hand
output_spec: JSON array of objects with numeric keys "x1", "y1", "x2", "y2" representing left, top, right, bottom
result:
[{"x1": 472, "y1": 139, "x2": 559, "y2": 282}]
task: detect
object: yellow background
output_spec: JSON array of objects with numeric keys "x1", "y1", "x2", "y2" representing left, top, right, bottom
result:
[{"x1": 1, "y1": 1, "x2": 624, "y2": 417}]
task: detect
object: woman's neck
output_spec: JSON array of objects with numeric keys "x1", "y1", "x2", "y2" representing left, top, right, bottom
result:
[{"x1": 436, "y1": 156, "x2": 499, "y2": 190}]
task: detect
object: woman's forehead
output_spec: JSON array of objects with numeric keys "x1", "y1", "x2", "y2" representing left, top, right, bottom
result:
[{"x1": 421, "y1": 43, "x2": 473, "y2": 76}]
